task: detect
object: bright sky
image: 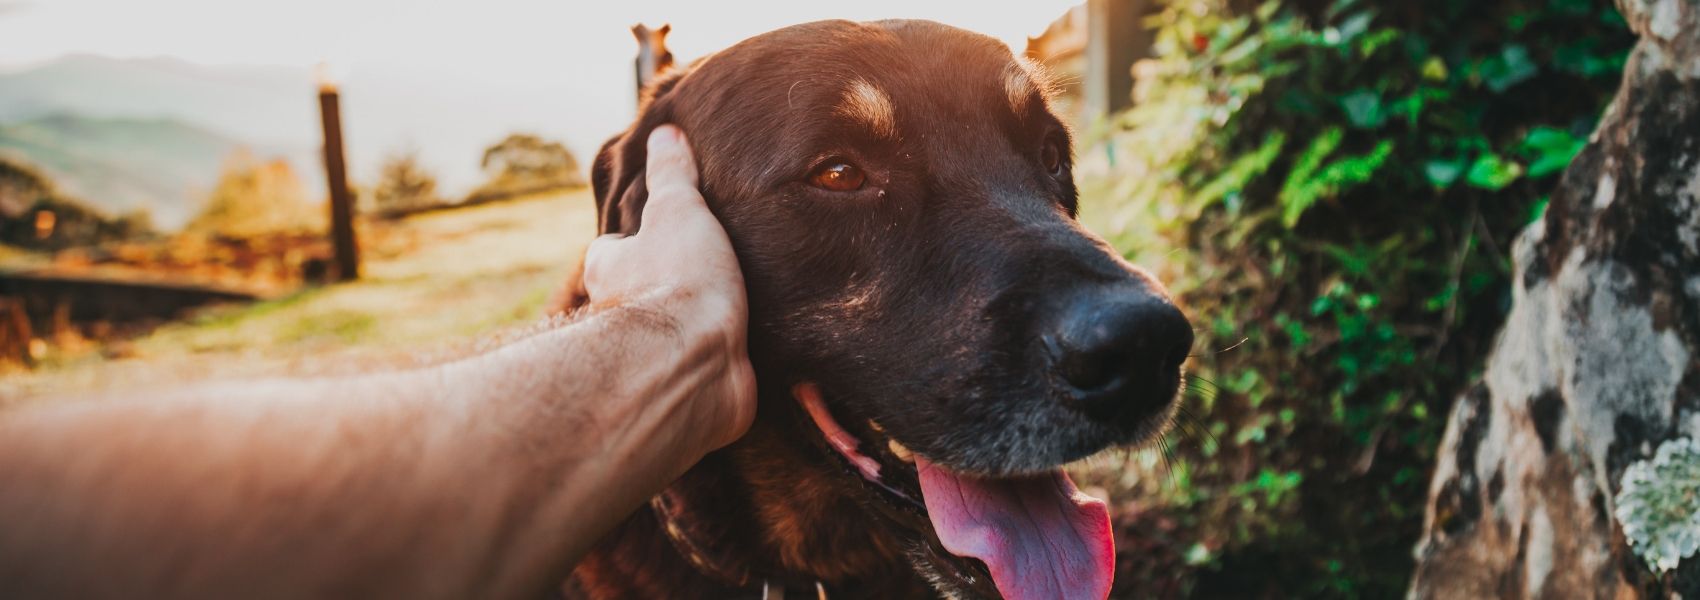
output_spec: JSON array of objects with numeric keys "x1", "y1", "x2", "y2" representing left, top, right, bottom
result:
[
  {"x1": 0, "y1": 0, "x2": 1080, "y2": 200},
  {"x1": 0, "y1": 0, "x2": 1074, "y2": 73}
]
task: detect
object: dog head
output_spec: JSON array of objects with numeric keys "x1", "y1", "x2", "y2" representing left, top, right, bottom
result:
[{"x1": 589, "y1": 20, "x2": 1192, "y2": 599}]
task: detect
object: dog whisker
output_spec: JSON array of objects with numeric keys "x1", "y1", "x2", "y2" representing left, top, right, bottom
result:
[
  {"x1": 1172, "y1": 405, "x2": 1220, "y2": 450},
  {"x1": 1184, "y1": 374, "x2": 1220, "y2": 392},
  {"x1": 1158, "y1": 436, "x2": 1179, "y2": 489}
]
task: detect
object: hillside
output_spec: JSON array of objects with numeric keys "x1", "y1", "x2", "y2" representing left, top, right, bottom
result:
[
  {"x1": 0, "y1": 54, "x2": 315, "y2": 148},
  {"x1": 0, "y1": 54, "x2": 614, "y2": 207},
  {"x1": 0, "y1": 114, "x2": 291, "y2": 228}
]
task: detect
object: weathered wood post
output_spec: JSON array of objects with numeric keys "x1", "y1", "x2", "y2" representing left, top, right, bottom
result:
[
  {"x1": 317, "y1": 68, "x2": 360, "y2": 282},
  {"x1": 1084, "y1": 0, "x2": 1154, "y2": 117}
]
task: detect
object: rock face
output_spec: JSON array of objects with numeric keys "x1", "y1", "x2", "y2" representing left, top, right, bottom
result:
[{"x1": 1410, "y1": 1, "x2": 1700, "y2": 597}]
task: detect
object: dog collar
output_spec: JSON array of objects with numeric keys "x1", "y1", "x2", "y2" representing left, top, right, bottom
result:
[
  {"x1": 761, "y1": 580, "x2": 828, "y2": 600},
  {"x1": 651, "y1": 491, "x2": 829, "y2": 598},
  {"x1": 650, "y1": 490, "x2": 751, "y2": 585}
]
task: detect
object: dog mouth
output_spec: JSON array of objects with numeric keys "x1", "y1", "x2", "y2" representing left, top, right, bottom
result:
[{"x1": 793, "y1": 383, "x2": 1114, "y2": 600}]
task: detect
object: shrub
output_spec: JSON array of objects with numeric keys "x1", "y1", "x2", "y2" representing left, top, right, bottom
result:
[
  {"x1": 187, "y1": 150, "x2": 319, "y2": 237},
  {"x1": 0, "y1": 157, "x2": 149, "y2": 249},
  {"x1": 368, "y1": 149, "x2": 441, "y2": 217},
  {"x1": 471, "y1": 133, "x2": 585, "y2": 202},
  {"x1": 1082, "y1": 0, "x2": 1633, "y2": 595}
]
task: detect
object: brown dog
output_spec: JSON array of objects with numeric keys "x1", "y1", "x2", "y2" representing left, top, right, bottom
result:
[{"x1": 558, "y1": 19, "x2": 1192, "y2": 600}]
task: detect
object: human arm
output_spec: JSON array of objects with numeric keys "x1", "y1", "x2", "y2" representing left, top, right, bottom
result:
[{"x1": 0, "y1": 125, "x2": 754, "y2": 598}]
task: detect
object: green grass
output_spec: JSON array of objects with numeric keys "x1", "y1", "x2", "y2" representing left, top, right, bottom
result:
[{"x1": 3, "y1": 189, "x2": 599, "y2": 399}]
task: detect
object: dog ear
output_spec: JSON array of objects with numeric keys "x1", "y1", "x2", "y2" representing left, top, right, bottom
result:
[
  {"x1": 592, "y1": 70, "x2": 686, "y2": 236},
  {"x1": 552, "y1": 70, "x2": 686, "y2": 315}
]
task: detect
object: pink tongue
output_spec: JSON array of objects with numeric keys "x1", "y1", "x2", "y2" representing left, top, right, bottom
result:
[{"x1": 916, "y1": 457, "x2": 1114, "y2": 600}]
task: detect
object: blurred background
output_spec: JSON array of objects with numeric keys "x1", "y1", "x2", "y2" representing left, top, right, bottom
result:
[{"x1": 0, "y1": 0, "x2": 1649, "y2": 597}]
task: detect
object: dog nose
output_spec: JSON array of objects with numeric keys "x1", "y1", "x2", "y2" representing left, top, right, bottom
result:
[{"x1": 1047, "y1": 295, "x2": 1194, "y2": 426}]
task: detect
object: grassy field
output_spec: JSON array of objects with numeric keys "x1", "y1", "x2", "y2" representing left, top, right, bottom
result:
[{"x1": 2, "y1": 189, "x2": 599, "y2": 401}]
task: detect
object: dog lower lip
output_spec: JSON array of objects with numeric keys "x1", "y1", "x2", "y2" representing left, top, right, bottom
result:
[{"x1": 795, "y1": 386, "x2": 1046, "y2": 599}]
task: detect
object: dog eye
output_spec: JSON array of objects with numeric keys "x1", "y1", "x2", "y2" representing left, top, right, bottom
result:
[
  {"x1": 1041, "y1": 138, "x2": 1065, "y2": 176},
  {"x1": 809, "y1": 161, "x2": 866, "y2": 192}
]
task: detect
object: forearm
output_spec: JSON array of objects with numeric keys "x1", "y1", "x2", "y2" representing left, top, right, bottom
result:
[{"x1": 0, "y1": 304, "x2": 724, "y2": 598}]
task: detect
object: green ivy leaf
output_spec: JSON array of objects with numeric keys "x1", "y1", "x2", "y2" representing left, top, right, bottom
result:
[
  {"x1": 1554, "y1": 39, "x2": 1610, "y2": 77},
  {"x1": 1193, "y1": 131, "x2": 1287, "y2": 206},
  {"x1": 1421, "y1": 56, "x2": 1449, "y2": 81},
  {"x1": 1356, "y1": 28, "x2": 1399, "y2": 58},
  {"x1": 1340, "y1": 90, "x2": 1387, "y2": 129},
  {"x1": 1279, "y1": 131, "x2": 1395, "y2": 227},
  {"x1": 1278, "y1": 127, "x2": 1345, "y2": 225},
  {"x1": 1527, "y1": 196, "x2": 1551, "y2": 225},
  {"x1": 1424, "y1": 159, "x2": 1466, "y2": 189},
  {"x1": 1465, "y1": 153, "x2": 1524, "y2": 190},
  {"x1": 1481, "y1": 44, "x2": 1539, "y2": 92},
  {"x1": 1518, "y1": 126, "x2": 1586, "y2": 178},
  {"x1": 1332, "y1": 12, "x2": 1373, "y2": 47}
]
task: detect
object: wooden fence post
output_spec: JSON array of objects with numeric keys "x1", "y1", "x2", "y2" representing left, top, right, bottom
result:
[
  {"x1": 318, "y1": 76, "x2": 360, "y2": 282},
  {"x1": 1085, "y1": 0, "x2": 1156, "y2": 117}
]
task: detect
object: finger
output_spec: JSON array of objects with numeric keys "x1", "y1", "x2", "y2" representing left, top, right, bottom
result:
[
  {"x1": 580, "y1": 233, "x2": 631, "y2": 290},
  {"x1": 645, "y1": 125, "x2": 700, "y2": 198}
]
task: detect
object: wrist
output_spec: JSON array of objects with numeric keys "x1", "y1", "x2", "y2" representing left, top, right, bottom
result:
[
  {"x1": 626, "y1": 283, "x2": 745, "y2": 346},
  {"x1": 606, "y1": 287, "x2": 754, "y2": 456},
  {"x1": 501, "y1": 300, "x2": 745, "y2": 459}
]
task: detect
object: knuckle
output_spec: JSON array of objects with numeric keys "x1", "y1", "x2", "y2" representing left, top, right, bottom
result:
[{"x1": 583, "y1": 235, "x2": 624, "y2": 265}]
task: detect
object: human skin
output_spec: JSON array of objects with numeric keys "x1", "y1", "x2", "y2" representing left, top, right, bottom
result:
[{"x1": 0, "y1": 125, "x2": 756, "y2": 599}]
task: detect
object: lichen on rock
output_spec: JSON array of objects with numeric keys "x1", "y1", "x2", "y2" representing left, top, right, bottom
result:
[
  {"x1": 1614, "y1": 437, "x2": 1700, "y2": 573},
  {"x1": 1410, "y1": 0, "x2": 1700, "y2": 596}
]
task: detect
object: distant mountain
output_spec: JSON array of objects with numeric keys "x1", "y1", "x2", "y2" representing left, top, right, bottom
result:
[
  {"x1": 0, "y1": 54, "x2": 317, "y2": 148},
  {"x1": 0, "y1": 114, "x2": 265, "y2": 228},
  {"x1": 0, "y1": 54, "x2": 623, "y2": 230}
]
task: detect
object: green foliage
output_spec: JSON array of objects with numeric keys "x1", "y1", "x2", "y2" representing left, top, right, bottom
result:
[
  {"x1": 1088, "y1": 0, "x2": 1631, "y2": 595},
  {"x1": 1518, "y1": 126, "x2": 1588, "y2": 178},
  {"x1": 1466, "y1": 153, "x2": 1524, "y2": 190},
  {"x1": 1278, "y1": 128, "x2": 1394, "y2": 228},
  {"x1": 1615, "y1": 438, "x2": 1700, "y2": 574}
]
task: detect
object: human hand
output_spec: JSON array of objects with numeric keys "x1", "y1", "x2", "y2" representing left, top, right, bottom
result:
[{"x1": 580, "y1": 125, "x2": 757, "y2": 453}]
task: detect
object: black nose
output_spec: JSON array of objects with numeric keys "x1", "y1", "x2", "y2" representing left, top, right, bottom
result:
[{"x1": 1047, "y1": 294, "x2": 1194, "y2": 426}]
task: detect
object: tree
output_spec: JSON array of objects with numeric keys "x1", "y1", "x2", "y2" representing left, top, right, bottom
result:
[
  {"x1": 0, "y1": 157, "x2": 147, "y2": 249},
  {"x1": 187, "y1": 150, "x2": 318, "y2": 237},
  {"x1": 369, "y1": 149, "x2": 439, "y2": 216},
  {"x1": 474, "y1": 133, "x2": 584, "y2": 199},
  {"x1": 0, "y1": 157, "x2": 56, "y2": 222},
  {"x1": 1413, "y1": 0, "x2": 1700, "y2": 596}
]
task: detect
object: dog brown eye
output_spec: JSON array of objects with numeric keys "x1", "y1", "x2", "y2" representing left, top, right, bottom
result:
[
  {"x1": 1041, "y1": 139, "x2": 1064, "y2": 175},
  {"x1": 810, "y1": 162, "x2": 866, "y2": 192}
]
